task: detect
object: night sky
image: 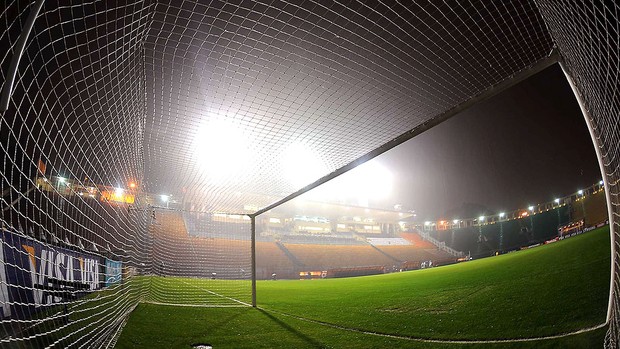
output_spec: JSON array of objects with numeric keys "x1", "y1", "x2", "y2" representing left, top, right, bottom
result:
[{"x1": 372, "y1": 64, "x2": 601, "y2": 220}]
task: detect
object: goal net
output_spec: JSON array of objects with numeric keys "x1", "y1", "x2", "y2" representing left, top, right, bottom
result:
[{"x1": 0, "y1": 0, "x2": 618, "y2": 347}]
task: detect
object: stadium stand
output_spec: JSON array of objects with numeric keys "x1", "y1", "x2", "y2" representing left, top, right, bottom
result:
[
  {"x1": 366, "y1": 237, "x2": 410, "y2": 246},
  {"x1": 400, "y1": 232, "x2": 435, "y2": 248},
  {"x1": 571, "y1": 190, "x2": 608, "y2": 227},
  {"x1": 184, "y1": 212, "x2": 253, "y2": 240},
  {"x1": 429, "y1": 206, "x2": 572, "y2": 258},
  {"x1": 376, "y1": 245, "x2": 442, "y2": 264},
  {"x1": 278, "y1": 233, "x2": 365, "y2": 245},
  {"x1": 284, "y1": 244, "x2": 397, "y2": 270},
  {"x1": 255, "y1": 242, "x2": 297, "y2": 280},
  {"x1": 149, "y1": 209, "x2": 454, "y2": 279},
  {"x1": 151, "y1": 212, "x2": 251, "y2": 279}
]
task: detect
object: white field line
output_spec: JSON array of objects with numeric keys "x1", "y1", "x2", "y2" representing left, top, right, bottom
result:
[
  {"x1": 259, "y1": 307, "x2": 607, "y2": 345},
  {"x1": 142, "y1": 301, "x2": 246, "y2": 308},
  {"x1": 149, "y1": 278, "x2": 251, "y2": 307}
]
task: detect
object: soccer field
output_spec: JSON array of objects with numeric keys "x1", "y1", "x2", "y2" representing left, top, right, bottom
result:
[{"x1": 116, "y1": 226, "x2": 611, "y2": 348}]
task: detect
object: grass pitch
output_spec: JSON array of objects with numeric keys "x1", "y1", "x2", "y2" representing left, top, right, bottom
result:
[{"x1": 116, "y1": 226, "x2": 610, "y2": 348}]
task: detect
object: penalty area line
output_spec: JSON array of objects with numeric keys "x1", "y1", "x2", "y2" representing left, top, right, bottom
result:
[
  {"x1": 142, "y1": 301, "x2": 247, "y2": 308},
  {"x1": 258, "y1": 307, "x2": 607, "y2": 344},
  {"x1": 175, "y1": 279, "x2": 252, "y2": 307}
]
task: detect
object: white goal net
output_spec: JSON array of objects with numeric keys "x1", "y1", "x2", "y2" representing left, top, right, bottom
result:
[{"x1": 0, "y1": 0, "x2": 618, "y2": 347}]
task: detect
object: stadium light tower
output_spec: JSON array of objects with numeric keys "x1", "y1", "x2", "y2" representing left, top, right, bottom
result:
[
  {"x1": 56, "y1": 176, "x2": 68, "y2": 193},
  {"x1": 160, "y1": 194, "x2": 170, "y2": 208},
  {"x1": 578, "y1": 189, "x2": 586, "y2": 224},
  {"x1": 556, "y1": 200, "x2": 562, "y2": 226},
  {"x1": 424, "y1": 221, "x2": 431, "y2": 232},
  {"x1": 499, "y1": 213, "x2": 505, "y2": 252}
]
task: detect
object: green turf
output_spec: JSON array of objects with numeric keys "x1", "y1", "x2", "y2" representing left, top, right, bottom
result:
[
  {"x1": 116, "y1": 226, "x2": 611, "y2": 348},
  {"x1": 146, "y1": 276, "x2": 252, "y2": 306}
]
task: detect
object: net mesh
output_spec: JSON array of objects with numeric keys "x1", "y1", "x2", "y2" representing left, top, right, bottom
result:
[
  {"x1": 0, "y1": 0, "x2": 617, "y2": 347},
  {"x1": 535, "y1": 1, "x2": 620, "y2": 346}
]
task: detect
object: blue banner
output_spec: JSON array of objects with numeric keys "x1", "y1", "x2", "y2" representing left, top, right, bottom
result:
[
  {"x1": 105, "y1": 259, "x2": 122, "y2": 286},
  {"x1": 0, "y1": 230, "x2": 102, "y2": 319}
]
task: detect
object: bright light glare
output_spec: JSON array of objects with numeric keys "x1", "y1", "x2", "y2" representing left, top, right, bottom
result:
[
  {"x1": 115, "y1": 188, "x2": 124, "y2": 196},
  {"x1": 424, "y1": 221, "x2": 431, "y2": 226},
  {"x1": 282, "y1": 142, "x2": 328, "y2": 188},
  {"x1": 478, "y1": 216, "x2": 485, "y2": 221},
  {"x1": 160, "y1": 194, "x2": 169, "y2": 202},
  {"x1": 599, "y1": 180, "x2": 604, "y2": 185},
  {"x1": 58, "y1": 177, "x2": 66, "y2": 183},
  {"x1": 528, "y1": 206, "x2": 534, "y2": 211},
  {"x1": 194, "y1": 116, "x2": 249, "y2": 178},
  {"x1": 499, "y1": 212, "x2": 505, "y2": 218},
  {"x1": 453, "y1": 219, "x2": 459, "y2": 224},
  {"x1": 309, "y1": 161, "x2": 393, "y2": 204},
  {"x1": 577, "y1": 189, "x2": 583, "y2": 195},
  {"x1": 554, "y1": 198, "x2": 560, "y2": 204}
]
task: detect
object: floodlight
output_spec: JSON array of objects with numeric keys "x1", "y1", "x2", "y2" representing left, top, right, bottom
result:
[
  {"x1": 424, "y1": 221, "x2": 431, "y2": 226},
  {"x1": 599, "y1": 180, "x2": 604, "y2": 185},
  {"x1": 554, "y1": 198, "x2": 560, "y2": 204},
  {"x1": 193, "y1": 116, "x2": 250, "y2": 179},
  {"x1": 453, "y1": 219, "x2": 459, "y2": 224},
  {"x1": 58, "y1": 177, "x2": 66, "y2": 183},
  {"x1": 578, "y1": 189, "x2": 583, "y2": 195},
  {"x1": 478, "y1": 216, "x2": 485, "y2": 221},
  {"x1": 528, "y1": 206, "x2": 534, "y2": 211},
  {"x1": 499, "y1": 212, "x2": 505, "y2": 218},
  {"x1": 115, "y1": 188, "x2": 124, "y2": 196},
  {"x1": 282, "y1": 142, "x2": 328, "y2": 188},
  {"x1": 160, "y1": 194, "x2": 169, "y2": 202}
]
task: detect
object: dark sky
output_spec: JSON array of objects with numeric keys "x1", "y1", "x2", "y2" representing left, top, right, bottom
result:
[{"x1": 372, "y1": 64, "x2": 601, "y2": 220}]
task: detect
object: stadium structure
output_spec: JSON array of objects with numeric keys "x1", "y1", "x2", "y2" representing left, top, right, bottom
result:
[{"x1": 0, "y1": 1, "x2": 619, "y2": 348}]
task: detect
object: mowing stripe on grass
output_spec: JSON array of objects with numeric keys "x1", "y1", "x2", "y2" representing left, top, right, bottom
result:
[{"x1": 259, "y1": 307, "x2": 608, "y2": 345}]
